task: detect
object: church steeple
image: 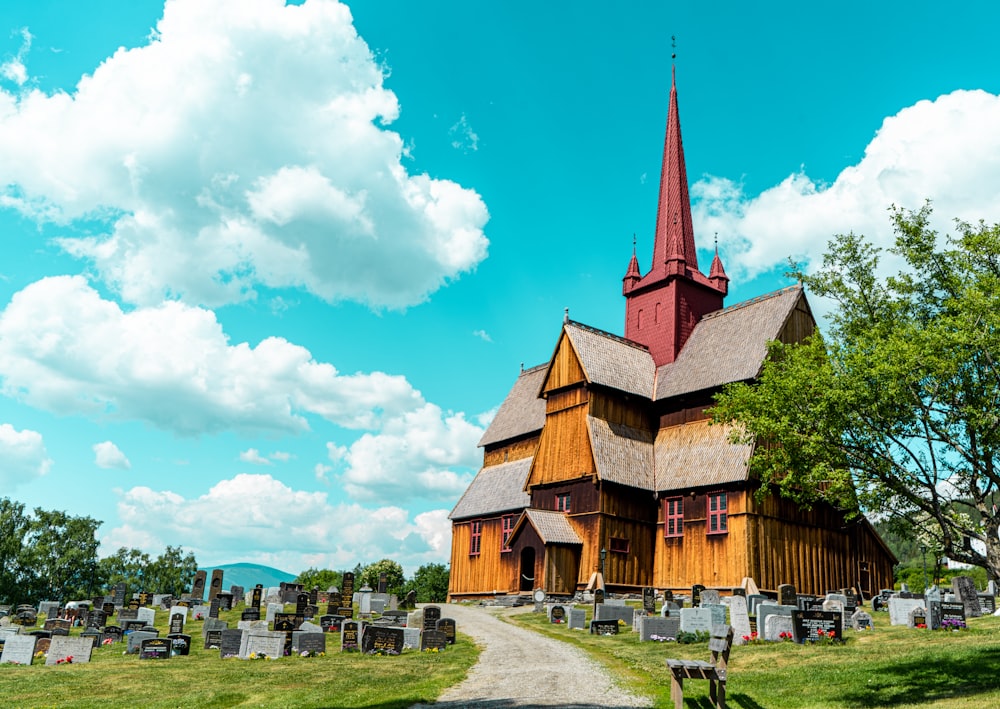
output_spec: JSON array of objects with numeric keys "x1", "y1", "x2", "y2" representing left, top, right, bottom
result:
[
  {"x1": 653, "y1": 65, "x2": 698, "y2": 275},
  {"x1": 622, "y1": 65, "x2": 728, "y2": 367}
]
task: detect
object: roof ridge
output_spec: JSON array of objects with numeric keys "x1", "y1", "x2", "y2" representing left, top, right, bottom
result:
[
  {"x1": 700, "y1": 284, "x2": 801, "y2": 321},
  {"x1": 565, "y1": 319, "x2": 651, "y2": 353}
]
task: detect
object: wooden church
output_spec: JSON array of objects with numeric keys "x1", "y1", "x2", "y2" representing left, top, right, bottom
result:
[{"x1": 447, "y1": 69, "x2": 895, "y2": 600}]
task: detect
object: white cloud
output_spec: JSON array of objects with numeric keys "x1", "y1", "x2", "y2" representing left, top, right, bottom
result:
[
  {"x1": 450, "y1": 113, "x2": 479, "y2": 153},
  {"x1": 473, "y1": 329, "x2": 493, "y2": 343},
  {"x1": 331, "y1": 403, "x2": 483, "y2": 503},
  {"x1": 239, "y1": 448, "x2": 271, "y2": 465},
  {"x1": 0, "y1": 275, "x2": 425, "y2": 435},
  {"x1": 0, "y1": 28, "x2": 32, "y2": 86},
  {"x1": 693, "y1": 90, "x2": 1000, "y2": 281},
  {"x1": 102, "y1": 473, "x2": 452, "y2": 574},
  {"x1": 0, "y1": 0, "x2": 488, "y2": 309},
  {"x1": 93, "y1": 440, "x2": 131, "y2": 470},
  {"x1": 0, "y1": 423, "x2": 51, "y2": 488}
]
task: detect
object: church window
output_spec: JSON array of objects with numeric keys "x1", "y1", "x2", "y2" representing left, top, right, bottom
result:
[
  {"x1": 501, "y1": 514, "x2": 516, "y2": 552},
  {"x1": 707, "y1": 492, "x2": 728, "y2": 534},
  {"x1": 664, "y1": 497, "x2": 684, "y2": 538},
  {"x1": 469, "y1": 520, "x2": 482, "y2": 555},
  {"x1": 609, "y1": 537, "x2": 630, "y2": 553},
  {"x1": 555, "y1": 493, "x2": 571, "y2": 512}
]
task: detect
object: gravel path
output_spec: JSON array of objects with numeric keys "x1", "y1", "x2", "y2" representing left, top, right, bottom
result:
[{"x1": 410, "y1": 604, "x2": 653, "y2": 709}]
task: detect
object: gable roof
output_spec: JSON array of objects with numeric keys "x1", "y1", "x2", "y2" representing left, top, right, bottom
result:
[
  {"x1": 511, "y1": 508, "x2": 582, "y2": 545},
  {"x1": 560, "y1": 322, "x2": 655, "y2": 398},
  {"x1": 449, "y1": 458, "x2": 532, "y2": 521},
  {"x1": 653, "y1": 420, "x2": 753, "y2": 491},
  {"x1": 588, "y1": 416, "x2": 655, "y2": 490},
  {"x1": 654, "y1": 286, "x2": 805, "y2": 401},
  {"x1": 478, "y1": 365, "x2": 547, "y2": 448}
]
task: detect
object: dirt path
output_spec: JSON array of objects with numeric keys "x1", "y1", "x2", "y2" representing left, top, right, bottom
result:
[{"x1": 410, "y1": 604, "x2": 653, "y2": 709}]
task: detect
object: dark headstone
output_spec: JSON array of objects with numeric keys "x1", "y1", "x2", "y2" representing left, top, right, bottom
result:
[
  {"x1": 204, "y1": 630, "x2": 222, "y2": 650},
  {"x1": 218, "y1": 592, "x2": 233, "y2": 612},
  {"x1": 102, "y1": 602, "x2": 115, "y2": 617},
  {"x1": 691, "y1": 584, "x2": 705, "y2": 607},
  {"x1": 219, "y1": 628, "x2": 244, "y2": 658},
  {"x1": 310, "y1": 587, "x2": 319, "y2": 606},
  {"x1": 594, "y1": 588, "x2": 605, "y2": 605},
  {"x1": 113, "y1": 582, "x2": 127, "y2": 608},
  {"x1": 979, "y1": 594, "x2": 996, "y2": 614},
  {"x1": 86, "y1": 610, "x2": 106, "y2": 630},
  {"x1": 274, "y1": 615, "x2": 296, "y2": 657},
  {"x1": 169, "y1": 613, "x2": 185, "y2": 635},
  {"x1": 210, "y1": 569, "x2": 224, "y2": 599},
  {"x1": 590, "y1": 619, "x2": 619, "y2": 635},
  {"x1": 952, "y1": 576, "x2": 982, "y2": 618},
  {"x1": 296, "y1": 593, "x2": 309, "y2": 616},
  {"x1": 209, "y1": 598, "x2": 221, "y2": 619},
  {"x1": 292, "y1": 631, "x2": 326, "y2": 655},
  {"x1": 421, "y1": 629, "x2": 447, "y2": 651},
  {"x1": 104, "y1": 625, "x2": 123, "y2": 643},
  {"x1": 361, "y1": 625, "x2": 404, "y2": 654},
  {"x1": 191, "y1": 570, "x2": 207, "y2": 601},
  {"x1": 138, "y1": 592, "x2": 153, "y2": 607},
  {"x1": 241, "y1": 607, "x2": 261, "y2": 621},
  {"x1": 793, "y1": 610, "x2": 843, "y2": 643},
  {"x1": 341, "y1": 573, "x2": 355, "y2": 607},
  {"x1": 423, "y1": 605, "x2": 442, "y2": 632},
  {"x1": 642, "y1": 587, "x2": 655, "y2": 614},
  {"x1": 327, "y1": 591, "x2": 343, "y2": 614},
  {"x1": 123, "y1": 620, "x2": 146, "y2": 633},
  {"x1": 341, "y1": 620, "x2": 360, "y2": 651},
  {"x1": 140, "y1": 637, "x2": 171, "y2": 659},
  {"x1": 550, "y1": 605, "x2": 566, "y2": 623},
  {"x1": 118, "y1": 608, "x2": 138, "y2": 623},
  {"x1": 778, "y1": 584, "x2": 797, "y2": 608},
  {"x1": 337, "y1": 606, "x2": 354, "y2": 619},
  {"x1": 167, "y1": 633, "x2": 191, "y2": 656},
  {"x1": 319, "y1": 615, "x2": 342, "y2": 633},
  {"x1": 940, "y1": 602, "x2": 966, "y2": 629},
  {"x1": 251, "y1": 585, "x2": 263, "y2": 610},
  {"x1": 230, "y1": 586, "x2": 245, "y2": 606},
  {"x1": 378, "y1": 573, "x2": 387, "y2": 594},
  {"x1": 436, "y1": 617, "x2": 457, "y2": 644},
  {"x1": 127, "y1": 598, "x2": 140, "y2": 611}
]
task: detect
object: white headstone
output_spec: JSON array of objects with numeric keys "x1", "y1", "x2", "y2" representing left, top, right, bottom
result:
[
  {"x1": 887, "y1": 597, "x2": 925, "y2": 626},
  {"x1": 764, "y1": 613, "x2": 795, "y2": 641},
  {"x1": 728, "y1": 595, "x2": 752, "y2": 645},
  {"x1": 265, "y1": 603, "x2": 283, "y2": 624},
  {"x1": 0, "y1": 634, "x2": 36, "y2": 664},
  {"x1": 137, "y1": 607, "x2": 156, "y2": 626},
  {"x1": 679, "y1": 607, "x2": 713, "y2": 634},
  {"x1": 45, "y1": 636, "x2": 94, "y2": 665}
]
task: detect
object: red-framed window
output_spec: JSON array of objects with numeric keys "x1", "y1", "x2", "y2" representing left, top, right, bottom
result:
[
  {"x1": 555, "y1": 493, "x2": 571, "y2": 513},
  {"x1": 501, "y1": 514, "x2": 516, "y2": 552},
  {"x1": 469, "y1": 520, "x2": 482, "y2": 555},
  {"x1": 707, "y1": 492, "x2": 728, "y2": 535},
  {"x1": 609, "y1": 537, "x2": 630, "y2": 553},
  {"x1": 664, "y1": 496, "x2": 684, "y2": 538}
]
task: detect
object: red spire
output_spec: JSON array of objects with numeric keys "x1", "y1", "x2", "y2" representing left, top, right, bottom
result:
[
  {"x1": 709, "y1": 241, "x2": 729, "y2": 295},
  {"x1": 622, "y1": 235, "x2": 641, "y2": 294},
  {"x1": 653, "y1": 65, "x2": 697, "y2": 274}
]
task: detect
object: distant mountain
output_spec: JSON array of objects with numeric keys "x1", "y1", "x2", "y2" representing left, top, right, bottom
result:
[{"x1": 198, "y1": 562, "x2": 296, "y2": 591}]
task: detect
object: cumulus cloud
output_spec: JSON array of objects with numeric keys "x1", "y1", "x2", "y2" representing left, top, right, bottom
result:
[
  {"x1": 101, "y1": 473, "x2": 452, "y2": 573},
  {"x1": 331, "y1": 403, "x2": 483, "y2": 503},
  {"x1": 0, "y1": 28, "x2": 32, "y2": 86},
  {"x1": 0, "y1": 0, "x2": 488, "y2": 309},
  {"x1": 450, "y1": 113, "x2": 479, "y2": 152},
  {"x1": 0, "y1": 275, "x2": 424, "y2": 435},
  {"x1": 0, "y1": 423, "x2": 51, "y2": 487},
  {"x1": 693, "y1": 90, "x2": 1000, "y2": 281},
  {"x1": 239, "y1": 448, "x2": 270, "y2": 465},
  {"x1": 93, "y1": 440, "x2": 131, "y2": 470}
]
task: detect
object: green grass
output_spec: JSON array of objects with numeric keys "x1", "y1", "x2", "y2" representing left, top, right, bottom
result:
[
  {"x1": 508, "y1": 606, "x2": 1000, "y2": 708},
  {"x1": 0, "y1": 608, "x2": 478, "y2": 709}
]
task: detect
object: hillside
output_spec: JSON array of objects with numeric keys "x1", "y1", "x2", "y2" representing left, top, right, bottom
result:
[{"x1": 197, "y1": 562, "x2": 296, "y2": 590}]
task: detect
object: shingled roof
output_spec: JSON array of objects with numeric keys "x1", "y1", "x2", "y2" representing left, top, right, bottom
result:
[
  {"x1": 449, "y1": 457, "x2": 532, "y2": 521},
  {"x1": 515, "y1": 508, "x2": 582, "y2": 545},
  {"x1": 653, "y1": 420, "x2": 753, "y2": 491},
  {"x1": 588, "y1": 417, "x2": 655, "y2": 490},
  {"x1": 654, "y1": 286, "x2": 804, "y2": 401},
  {"x1": 478, "y1": 365, "x2": 547, "y2": 448},
  {"x1": 562, "y1": 322, "x2": 655, "y2": 398}
]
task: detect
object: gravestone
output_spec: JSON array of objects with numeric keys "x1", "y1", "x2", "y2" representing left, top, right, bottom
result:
[
  {"x1": 138, "y1": 591, "x2": 152, "y2": 607},
  {"x1": 218, "y1": 591, "x2": 233, "y2": 612},
  {"x1": 123, "y1": 620, "x2": 146, "y2": 633},
  {"x1": 851, "y1": 609, "x2": 874, "y2": 631},
  {"x1": 169, "y1": 605, "x2": 189, "y2": 621},
  {"x1": 238, "y1": 620, "x2": 268, "y2": 632},
  {"x1": 421, "y1": 629, "x2": 447, "y2": 651},
  {"x1": 978, "y1": 594, "x2": 996, "y2": 614},
  {"x1": 590, "y1": 619, "x2": 619, "y2": 635},
  {"x1": 140, "y1": 637, "x2": 171, "y2": 660},
  {"x1": 113, "y1": 582, "x2": 127, "y2": 608},
  {"x1": 265, "y1": 603, "x2": 283, "y2": 624},
  {"x1": 595, "y1": 604, "x2": 634, "y2": 626},
  {"x1": 296, "y1": 593, "x2": 309, "y2": 617},
  {"x1": 117, "y1": 607, "x2": 138, "y2": 624},
  {"x1": 104, "y1": 625, "x2": 123, "y2": 643},
  {"x1": 757, "y1": 604, "x2": 796, "y2": 636},
  {"x1": 327, "y1": 591, "x2": 343, "y2": 615},
  {"x1": 210, "y1": 569, "x2": 224, "y2": 600},
  {"x1": 137, "y1": 607, "x2": 155, "y2": 626},
  {"x1": 292, "y1": 631, "x2": 327, "y2": 655},
  {"x1": 127, "y1": 630, "x2": 158, "y2": 654},
  {"x1": 793, "y1": 610, "x2": 842, "y2": 643},
  {"x1": 219, "y1": 629, "x2": 244, "y2": 658},
  {"x1": 0, "y1": 634, "x2": 36, "y2": 665},
  {"x1": 747, "y1": 594, "x2": 769, "y2": 616},
  {"x1": 729, "y1": 595, "x2": 752, "y2": 645},
  {"x1": 204, "y1": 630, "x2": 222, "y2": 650},
  {"x1": 548, "y1": 605, "x2": 567, "y2": 623},
  {"x1": 251, "y1": 585, "x2": 263, "y2": 610},
  {"x1": 406, "y1": 610, "x2": 423, "y2": 629},
  {"x1": 764, "y1": 613, "x2": 795, "y2": 641},
  {"x1": 660, "y1": 601, "x2": 680, "y2": 618},
  {"x1": 940, "y1": 602, "x2": 966, "y2": 629},
  {"x1": 191, "y1": 570, "x2": 207, "y2": 601},
  {"x1": 341, "y1": 620, "x2": 360, "y2": 651},
  {"x1": 102, "y1": 602, "x2": 116, "y2": 617},
  {"x1": 79, "y1": 630, "x2": 102, "y2": 647},
  {"x1": 423, "y1": 605, "x2": 442, "y2": 632},
  {"x1": 691, "y1": 584, "x2": 705, "y2": 607},
  {"x1": 241, "y1": 607, "x2": 261, "y2": 621},
  {"x1": 952, "y1": 576, "x2": 982, "y2": 618},
  {"x1": 642, "y1": 587, "x2": 655, "y2": 613},
  {"x1": 436, "y1": 617, "x2": 457, "y2": 644},
  {"x1": 700, "y1": 589, "x2": 721, "y2": 606},
  {"x1": 341, "y1": 573, "x2": 355, "y2": 608},
  {"x1": 679, "y1": 607, "x2": 713, "y2": 634},
  {"x1": 567, "y1": 609, "x2": 586, "y2": 630},
  {"x1": 38, "y1": 601, "x2": 60, "y2": 618},
  {"x1": 319, "y1": 615, "x2": 340, "y2": 633},
  {"x1": 168, "y1": 633, "x2": 191, "y2": 656},
  {"x1": 209, "y1": 598, "x2": 221, "y2": 619},
  {"x1": 128, "y1": 598, "x2": 140, "y2": 611},
  {"x1": 337, "y1": 606, "x2": 354, "y2": 619},
  {"x1": 273, "y1": 616, "x2": 296, "y2": 657},
  {"x1": 202, "y1": 618, "x2": 228, "y2": 636},
  {"x1": 362, "y1": 625, "x2": 404, "y2": 654},
  {"x1": 88, "y1": 609, "x2": 107, "y2": 629},
  {"x1": 169, "y1": 613, "x2": 185, "y2": 635},
  {"x1": 240, "y1": 631, "x2": 285, "y2": 660},
  {"x1": 44, "y1": 618, "x2": 71, "y2": 632},
  {"x1": 703, "y1": 603, "x2": 727, "y2": 627},
  {"x1": 778, "y1": 584, "x2": 797, "y2": 608},
  {"x1": 888, "y1": 597, "x2": 925, "y2": 626},
  {"x1": 403, "y1": 627, "x2": 421, "y2": 649},
  {"x1": 46, "y1": 636, "x2": 94, "y2": 664},
  {"x1": 908, "y1": 607, "x2": 928, "y2": 628},
  {"x1": 639, "y1": 615, "x2": 679, "y2": 641}
]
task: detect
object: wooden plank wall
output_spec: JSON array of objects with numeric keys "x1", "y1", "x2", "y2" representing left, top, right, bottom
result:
[
  {"x1": 542, "y1": 334, "x2": 586, "y2": 392},
  {"x1": 590, "y1": 390, "x2": 650, "y2": 429},
  {"x1": 528, "y1": 402, "x2": 594, "y2": 486},
  {"x1": 448, "y1": 517, "x2": 519, "y2": 597},
  {"x1": 546, "y1": 545, "x2": 580, "y2": 595},
  {"x1": 483, "y1": 435, "x2": 538, "y2": 467},
  {"x1": 777, "y1": 294, "x2": 815, "y2": 345}
]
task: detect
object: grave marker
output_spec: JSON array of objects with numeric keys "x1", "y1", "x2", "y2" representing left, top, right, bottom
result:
[
  {"x1": 140, "y1": 637, "x2": 171, "y2": 659},
  {"x1": 952, "y1": 576, "x2": 982, "y2": 618},
  {"x1": 436, "y1": 617, "x2": 457, "y2": 644},
  {"x1": 361, "y1": 625, "x2": 404, "y2": 655},
  {"x1": 0, "y1": 634, "x2": 36, "y2": 665},
  {"x1": 590, "y1": 619, "x2": 618, "y2": 635},
  {"x1": 46, "y1": 636, "x2": 94, "y2": 665},
  {"x1": 219, "y1": 629, "x2": 244, "y2": 658},
  {"x1": 341, "y1": 620, "x2": 360, "y2": 651},
  {"x1": 793, "y1": 610, "x2": 842, "y2": 643},
  {"x1": 168, "y1": 633, "x2": 191, "y2": 656}
]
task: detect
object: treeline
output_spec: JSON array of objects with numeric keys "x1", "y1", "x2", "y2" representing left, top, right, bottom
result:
[
  {"x1": 295, "y1": 558, "x2": 450, "y2": 603},
  {"x1": 0, "y1": 497, "x2": 197, "y2": 605}
]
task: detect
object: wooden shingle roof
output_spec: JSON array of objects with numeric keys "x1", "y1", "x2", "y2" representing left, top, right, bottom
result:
[
  {"x1": 563, "y1": 322, "x2": 655, "y2": 398},
  {"x1": 519, "y1": 508, "x2": 582, "y2": 545},
  {"x1": 588, "y1": 417, "x2": 655, "y2": 490},
  {"x1": 449, "y1": 458, "x2": 532, "y2": 521},
  {"x1": 653, "y1": 420, "x2": 753, "y2": 491},
  {"x1": 478, "y1": 365, "x2": 547, "y2": 448},
  {"x1": 654, "y1": 286, "x2": 804, "y2": 401}
]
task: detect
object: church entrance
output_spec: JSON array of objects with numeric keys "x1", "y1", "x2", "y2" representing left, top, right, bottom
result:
[{"x1": 519, "y1": 547, "x2": 536, "y2": 592}]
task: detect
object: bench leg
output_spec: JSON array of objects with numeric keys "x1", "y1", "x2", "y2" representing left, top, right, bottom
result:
[
  {"x1": 709, "y1": 678, "x2": 717, "y2": 705},
  {"x1": 670, "y1": 675, "x2": 683, "y2": 709},
  {"x1": 715, "y1": 679, "x2": 727, "y2": 709}
]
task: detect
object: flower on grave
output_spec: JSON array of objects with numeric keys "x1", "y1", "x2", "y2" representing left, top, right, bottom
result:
[
  {"x1": 424, "y1": 647, "x2": 440, "y2": 653},
  {"x1": 55, "y1": 655, "x2": 74, "y2": 664},
  {"x1": 778, "y1": 631, "x2": 793, "y2": 641},
  {"x1": 102, "y1": 638, "x2": 114, "y2": 646},
  {"x1": 916, "y1": 623, "x2": 927, "y2": 629},
  {"x1": 817, "y1": 628, "x2": 826, "y2": 637},
  {"x1": 195, "y1": 613, "x2": 204, "y2": 620},
  {"x1": 34, "y1": 651, "x2": 46, "y2": 660}
]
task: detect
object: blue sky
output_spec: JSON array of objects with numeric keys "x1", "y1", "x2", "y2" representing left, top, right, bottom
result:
[{"x1": 0, "y1": 0, "x2": 998, "y2": 576}]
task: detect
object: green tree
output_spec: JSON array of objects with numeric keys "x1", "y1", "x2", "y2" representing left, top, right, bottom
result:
[
  {"x1": 0, "y1": 498, "x2": 31, "y2": 604},
  {"x1": 21, "y1": 508, "x2": 102, "y2": 600},
  {"x1": 295, "y1": 567, "x2": 342, "y2": 591},
  {"x1": 402, "y1": 563, "x2": 450, "y2": 602},
  {"x1": 99, "y1": 547, "x2": 151, "y2": 593},
  {"x1": 712, "y1": 205, "x2": 1000, "y2": 582},
  {"x1": 359, "y1": 559, "x2": 405, "y2": 595},
  {"x1": 143, "y1": 545, "x2": 198, "y2": 596}
]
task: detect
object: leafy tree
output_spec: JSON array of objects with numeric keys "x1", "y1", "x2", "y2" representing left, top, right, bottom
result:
[
  {"x1": 144, "y1": 546, "x2": 198, "y2": 596},
  {"x1": 402, "y1": 563, "x2": 450, "y2": 602},
  {"x1": 295, "y1": 567, "x2": 342, "y2": 591},
  {"x1": 712, "y1": 205, "x2": 1000, "y2": 582},
  {"x1": 0, "y1": 498, "x2": 31, "y2": 604},
  {"x1": 99, "y1": 547, "x2": 151, "y2": 593},
  {"x1": 21, "y1": 508, "x2": 102, "y2": 600},
  {"x1": 359, "y1": 559, "x2": 405, "y2": 595}
]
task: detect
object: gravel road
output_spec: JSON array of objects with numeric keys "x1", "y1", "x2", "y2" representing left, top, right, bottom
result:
[{"x1": 410, "y1": 604, "x2": 653, "y2": 709}]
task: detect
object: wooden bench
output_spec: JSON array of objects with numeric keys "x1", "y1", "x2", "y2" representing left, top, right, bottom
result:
[{"x1": 665, "y1": 623, "x2": 734, "y2": 709}]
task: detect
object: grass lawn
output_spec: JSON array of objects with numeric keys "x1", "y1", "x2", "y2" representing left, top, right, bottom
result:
[
  {"x1": 0, "y1": 607, "x2": 478, "y2": 709},
  {"x1": 508, "y1": 607, "x2": 1000, "y2": 708}
]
